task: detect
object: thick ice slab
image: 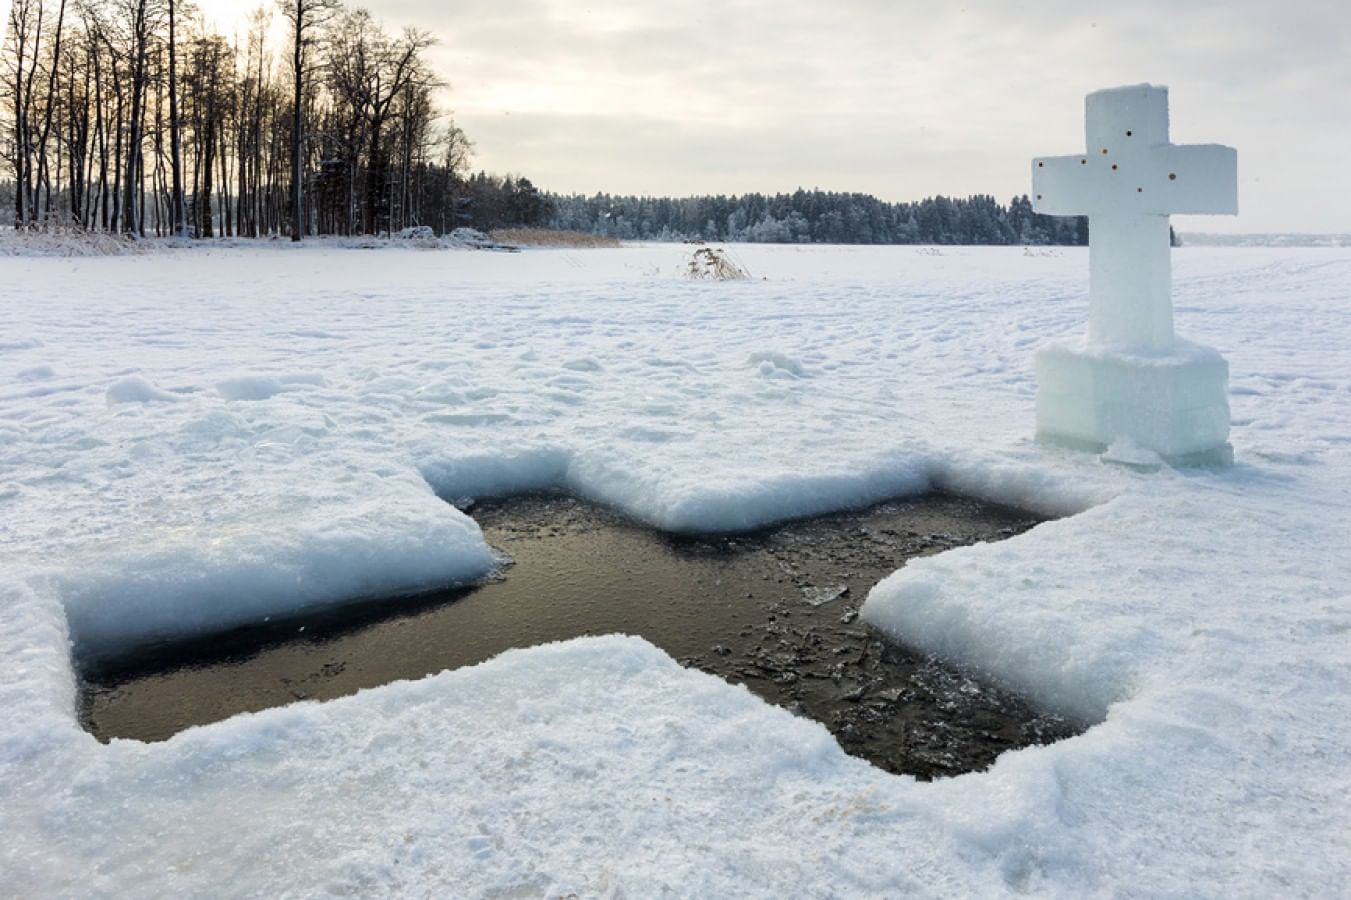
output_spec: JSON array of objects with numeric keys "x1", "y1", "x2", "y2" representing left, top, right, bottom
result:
[{"x1": 1035, "y1": 338, "x2": 1231, "y2": 462}]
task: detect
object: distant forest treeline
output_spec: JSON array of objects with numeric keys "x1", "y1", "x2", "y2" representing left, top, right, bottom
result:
[
  {"x1": 3, "y1": 0, "x2": 1089, "y2": 245},
  {"x1": 548, "y1": 191, "x2": 1089, "y2": 246}
]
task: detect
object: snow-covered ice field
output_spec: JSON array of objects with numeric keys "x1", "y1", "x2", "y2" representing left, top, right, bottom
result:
[{"x1": 1, "y1": 242, "x2": 1348, "y2": 896}]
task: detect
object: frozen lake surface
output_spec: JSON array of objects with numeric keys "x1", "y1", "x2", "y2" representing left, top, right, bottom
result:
[{"x1": 2, "y1": 242, "x2": 1348, "y2": 896}]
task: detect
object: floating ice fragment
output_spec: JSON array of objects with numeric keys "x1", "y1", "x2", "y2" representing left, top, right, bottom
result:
[{"x1": 802, "y1": 584, "x2": 849, "y2": 607}]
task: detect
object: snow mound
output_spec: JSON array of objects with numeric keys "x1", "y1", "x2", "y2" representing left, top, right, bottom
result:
[
  {"x1": 748, "y1": 350, "x2": 806, "y2": 378},
  {"x1": 444, "y1": 227, "x2": 518, "y2": 251},
  {"x1": 17, "y1": 365, "x2": 56, "y2": 381},
  {"x1": 106, "y1": 376, "x2": 182, "y2": 405},
  {"x1": 216, "y1": 373, "x2": 326, "y2": 402},
  {"x1": 0, "y1": 338, "x2": 45, "y2": 352},
  {"x1": 0, "y1": 229, "x2": 151, "y2": 257},
  {"x1": 394, "y1": 225, "x2": 436, "y2": 241}
]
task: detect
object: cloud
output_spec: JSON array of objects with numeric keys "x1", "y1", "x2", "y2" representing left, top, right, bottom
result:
[{"x1": 204, "y1": 0, "x2": 1351, "y2": 230}]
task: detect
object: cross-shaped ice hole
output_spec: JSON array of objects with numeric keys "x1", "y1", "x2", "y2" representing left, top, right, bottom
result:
[
  {"x1": 78, "y1": 493, "x2": 1081, "y2": 780},
  {"x1": 1032, "y1": 84, "x2": 1237, "y2": 352}
]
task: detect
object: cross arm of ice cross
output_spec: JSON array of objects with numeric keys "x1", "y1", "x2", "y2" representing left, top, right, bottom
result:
[
  {"x1": 1032, "y1": 144, "x2": 1237, "y2": 217},
  {"x1": 1031, "y1": 154, "x2": 1106, "y2": 217},
  {"x1": 1149, "y1": 144, "x2": 1238, "y2": 215}
]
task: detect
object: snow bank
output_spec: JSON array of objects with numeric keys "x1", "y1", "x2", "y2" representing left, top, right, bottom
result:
[
  {"x1": 105, "y1": 375, "x2": 182, "y2": 405},
  {"x1": 0, "y1": 228, "x2": 513, "y2": 259},
  {"x1": 2, "y1": 243, "x2": 1349, "y2": 896},
  {"x1": 566, "y1": 451, "x2": 934, "y2": 533},
  {"x1": 17, "y1": 365, "x2": 56, "y2": 382},
  {"x1": 0, "y1": 581, "x2": 77, "y2": 765},
  {"x1": 0, "y1": 229, "x2": 152, "y2": 257},
  {"x1": 58, "y1": 488, "x2": 493, "y2": 660},
  {"x1": 420, "y1": 446, "x2": 571, "y2": 503},
  {"x1": 216, "y1": 373, "x2": 325, "y2": 402}
]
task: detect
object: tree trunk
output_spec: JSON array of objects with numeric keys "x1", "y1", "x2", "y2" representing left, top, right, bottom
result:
[
  {"x1": 122, "y1": 0, "x2": 146, "y2": 235},
  {"x1": 168, "y1": 0, "x2": 186, "y2": 236},
  {"x1": 290, "y1": 5, "x2": 303, "y2": 241},
  {"x1": 364, "y1": 122, "x2": 382, "y2": 235}
]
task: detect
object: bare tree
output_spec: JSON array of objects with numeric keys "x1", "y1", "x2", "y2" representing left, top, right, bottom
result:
[
  {"x1": 326, "y1": 9, "x2": 435, "y2": 235},
  {"x1": 279, "y1": 0, "x2": 337, "y2": 241},
  {"x1": 33, "y1": 0, "x2": 68, "y2": 223},
  {"x1": 4, "y1": 0, "x2": 45, "y2": 227},
  {"x1": 119, "y1": 0, "x2": 165, "y2": 235}
]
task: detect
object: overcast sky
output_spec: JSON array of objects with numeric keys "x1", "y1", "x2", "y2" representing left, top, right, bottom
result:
[{"x1": 197, "y1": 0, "x2": 1350, "y2": 232}]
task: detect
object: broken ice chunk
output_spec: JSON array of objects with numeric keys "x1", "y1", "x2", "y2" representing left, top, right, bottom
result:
[
  {"x1": 801, "y1": 584, "x2": 849, "y2": 607},
  {"x1": 1101, "y1": 437, "x2": 1166, "y2": 471}
]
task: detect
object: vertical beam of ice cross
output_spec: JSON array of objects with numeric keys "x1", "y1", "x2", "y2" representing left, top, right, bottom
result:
[{"x1": 1089, "y1": 214, "x2": 1172, "y2": 348}]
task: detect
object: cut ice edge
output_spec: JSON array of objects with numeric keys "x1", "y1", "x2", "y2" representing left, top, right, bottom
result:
[{"x1": 6, "y1": 439, "x2": 1122, "y2": 751}]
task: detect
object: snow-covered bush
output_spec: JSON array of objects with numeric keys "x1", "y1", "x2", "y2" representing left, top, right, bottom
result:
[
  {"x1": 394, "y1": 225, "x2": 437, "y2": 241},
  {"x1": 0, "y1": 225, "x2": 152, "y2": 257},
  {"x1": 444, "y1": 227, "x2": 502, "y2": 249}
]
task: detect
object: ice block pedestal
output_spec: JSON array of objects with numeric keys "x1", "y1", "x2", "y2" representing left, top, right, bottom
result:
[
  {"x1": 1031, "y1": 84, "x2": 1237, "y2": 465},
  {"x1": 1035, "y1": 339, "x2": 1232, "y2": 465}
]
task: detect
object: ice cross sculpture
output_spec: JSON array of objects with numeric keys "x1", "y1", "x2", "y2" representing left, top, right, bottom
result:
[
  {"x1": 1030, "y1": 84, "x2": 1238, "y2": 466},
  {"x1": 1033, "y1": 84, "x2": 1237, "y2": 351}
]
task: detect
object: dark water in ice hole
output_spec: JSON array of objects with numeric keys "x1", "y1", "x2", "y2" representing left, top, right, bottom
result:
[{"x1": 79, "y1": 493, "x2": 1078, "y2": 779}]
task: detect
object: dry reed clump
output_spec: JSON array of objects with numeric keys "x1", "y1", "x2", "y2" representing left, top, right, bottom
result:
[
  {"x1": 489, "y1": 228, "x2": 622, "y2": 248},
  {"x1": 685, "y1": 246, "x2": 750, "y2": 280}
]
